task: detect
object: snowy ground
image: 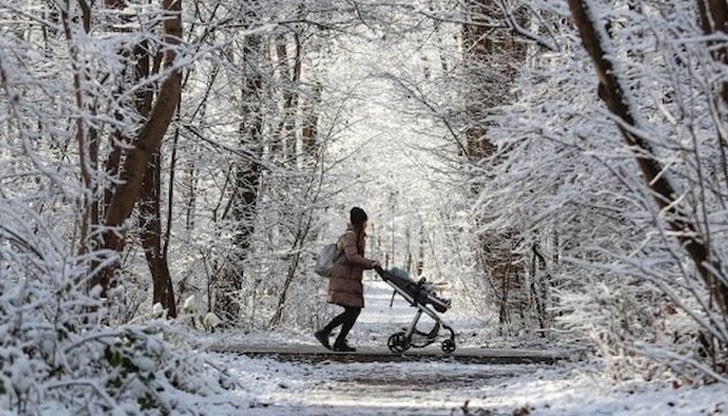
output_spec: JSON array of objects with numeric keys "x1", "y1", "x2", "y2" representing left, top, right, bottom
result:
[{"x1": 199, "y1": 281, "x2": 728, "y2": 415}]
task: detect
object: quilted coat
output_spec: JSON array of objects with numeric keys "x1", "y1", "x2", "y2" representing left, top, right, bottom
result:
[{"x1": 327, "y1": 226, "x2": 375, "y2": 308}]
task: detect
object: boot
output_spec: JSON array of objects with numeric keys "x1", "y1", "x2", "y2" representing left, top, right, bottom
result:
[
  {"x1": 314, "y1": 330, "x2": 332, "y2": 350},
  {"x1": 333, "y1": 339, "x2": 356, "y2": 352}
]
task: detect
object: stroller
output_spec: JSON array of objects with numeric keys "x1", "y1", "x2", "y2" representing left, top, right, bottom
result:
[{"x1": 374, "y1": 266, "x2": 457, "y2": 354}]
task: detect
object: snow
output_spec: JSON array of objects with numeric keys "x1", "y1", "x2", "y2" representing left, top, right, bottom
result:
[
  {"x1": 2, "y1": 1, "x2": 728, "y2": 414},
  {"x1": 192, "y1": 280, "x2": 728, "y2": 415}
]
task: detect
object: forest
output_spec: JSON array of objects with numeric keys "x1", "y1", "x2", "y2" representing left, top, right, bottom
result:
[{"x1": 1, "y1": 0, "x2": 727, "y2": 414}]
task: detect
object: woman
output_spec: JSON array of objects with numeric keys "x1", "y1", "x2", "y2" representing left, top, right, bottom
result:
[{"x1": 315, "y1": 207, "x2": 380, "y2": 352}]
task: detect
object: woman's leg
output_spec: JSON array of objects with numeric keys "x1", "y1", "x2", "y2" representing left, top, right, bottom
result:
[
  {"x1": 333, "y1": 306, "x2": 361, "y2": 346},
  {"x1": 315, "y1": 309, "x2": 347, "y2": 350},
  {"x1": 320, "y1": 307, "x2": 351, "y2": 334}
]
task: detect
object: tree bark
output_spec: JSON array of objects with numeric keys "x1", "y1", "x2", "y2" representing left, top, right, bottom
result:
[
  {"x1": 301, "y1": 83, "x2": 321, "y2": 157},
  {"x1": 272, "y1": 32, "x2": 302, "y2": 160},
  {"x1": 696, "y1": 0, "x2": 728, "y2": 104},
  {"x1": 463, "y1": 1, "x2": 529, "y2": 328},
  {"x1": 101, "y1": 0, "x2": 135, "y2": 220},
  {"x1": 461, "y1": 0, "x2": 497, "y2": 160},
  {"x1": 214, "y1": 28, "x2": 265, "y2": 323},
  {"x1": 136, "y1": 38, "x2": 177, "y2": 318},
  {"x1": 140, "y1": 148, "x2": 177, "y2": 318},
  {"x1": 695, "y1": 0, "x2": 728, "y2": 191},
  {"x1": 94, "y1": 0, "x2": 183, "y2": 297},
  {"x1": 568, "y1": 0, "x2": 728, "y2": 316},
  {"x1": 59, "y1": 0, "x2": 95, "y2": 254},
  {"x1": 269, "y1": 211, "x2": 313, "y2": 328}
]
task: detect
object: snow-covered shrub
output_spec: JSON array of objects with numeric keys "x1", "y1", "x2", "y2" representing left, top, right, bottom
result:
[
  {"x1": 0, "y1": 221, "x2": 243, "y2": 414},
  {"x1": 0, "y1": 5, "x2": 248, "y2": 411},
  {"x1": 469, "y1": 0, "x2": 728, "y2": 379}
]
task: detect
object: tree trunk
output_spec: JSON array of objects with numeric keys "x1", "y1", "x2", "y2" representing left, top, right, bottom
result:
[
  {"x1": 272, "y1": 32, "x2": 302, "y2": 161},
  {"x1": 568, "y1": 0, "x2": 728, "y2": 316},
  {"x1": 140, "y1": 148, "x2": 177, "y2": 318},
  {"x1": 185, "y1": 156, "x2": 198, "y2": 231},
  {"x1": 301, "y1": 83, "x2": 322, "y2": 157},
  {"x1": 59, "y1": 0, "x2": 96, "y2": 255},
  {"x1": 269, "y1": 211, "x2": 313, "y2": 328},
  {"x1": 214, "y1": 29, "x2": 265, "y2": 323},
  {"x1": 461, "y1": 0, "x2": 497, "y2": 160},
  {"x1": 286, "y1": 33, "x2": 302, "y2": 160},
  {"x1": 696, "y1": 0, "x2": 728, "y2": 104},
  {"x1": 462, "y1": 1, "x2": 528, "y2": 326},
  {"x1": 94, "y1": 0, "x2": 183, "y2": 297},
  {"x1": 100, "y1": 0, "x2": 135, "y2": 222},
  {"x1": 695, "y1": 0, "x2": 728, "y2": 193},
  {"x1": 136, "y1": 38, "x2": 177, "y2": 318}
]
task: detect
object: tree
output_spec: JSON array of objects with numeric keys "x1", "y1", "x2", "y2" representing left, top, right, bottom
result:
[
  {"x1": 460, "y1": 0, "x2": 533, "y2": 333},
  {"x1": 210, "y1": 3, "x2": 266, "y2": 323},
  {"x1": 95, "y1": 0, "x2": 182, "y2": 315},
  {"x1": 567, "y1": 0, "x2": 728, "y2": 371}
]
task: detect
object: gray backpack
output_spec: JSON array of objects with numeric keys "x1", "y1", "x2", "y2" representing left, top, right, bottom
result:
[
  {"x1": 314, "y1": 243, "x2": 339, "y2": 277},
  {"x1": 315, "y1": 231, "x2": 354, "y2": 277}
]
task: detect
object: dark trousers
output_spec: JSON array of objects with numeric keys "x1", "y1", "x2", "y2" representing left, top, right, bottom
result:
[{"x1": 321, "y1": 305, "x2": 361, "y2": 345}]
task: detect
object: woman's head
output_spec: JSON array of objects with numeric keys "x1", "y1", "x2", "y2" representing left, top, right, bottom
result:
[{"x1": 350, "y1": 207, "x2": 368, "y2": 230}]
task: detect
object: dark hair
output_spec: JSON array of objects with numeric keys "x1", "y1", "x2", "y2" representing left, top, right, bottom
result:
[
  {"x1": 350, "y1": 207, "x2": 368, "y2": 226},
  {"x1": 350, "y1": 207, "x2": 368, "y2": 252}
]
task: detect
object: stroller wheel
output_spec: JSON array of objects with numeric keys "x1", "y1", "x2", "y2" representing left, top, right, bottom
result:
[
  {"x1": 441, "y1": 339, "x2": 456, "y2": 354},
  {"x1": 387, "y1": 332, "x2": 410, "y2": 353}
]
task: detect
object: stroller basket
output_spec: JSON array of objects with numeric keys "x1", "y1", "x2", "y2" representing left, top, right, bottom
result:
[{"x1": 375, "y1": 266, "x2": 456, "y2": 354}]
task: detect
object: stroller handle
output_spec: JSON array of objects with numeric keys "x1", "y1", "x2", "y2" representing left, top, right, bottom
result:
[{"x1": 373, "y1": 265, "x2": 389, "y2": 281}]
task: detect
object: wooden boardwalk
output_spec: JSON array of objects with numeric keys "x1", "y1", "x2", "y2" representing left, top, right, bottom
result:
[{"x1": 208, "y1": 343, "x2": 573, "y2": 365}]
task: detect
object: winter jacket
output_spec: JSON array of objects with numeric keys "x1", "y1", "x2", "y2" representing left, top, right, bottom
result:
[{"x1": 327, "y1": 225, "x2": 375, "y2": 308}]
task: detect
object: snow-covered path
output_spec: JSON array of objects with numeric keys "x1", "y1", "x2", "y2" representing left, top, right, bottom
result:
[
  {"x1": 203, "y1": 280, "x2": 727, "y2": 415},
  {"x1": 211, "y1": 350, "x2": 726, "y2": 415},
  {"x1": 228, "y1": 357, "x2": 557, "y2": 415}
]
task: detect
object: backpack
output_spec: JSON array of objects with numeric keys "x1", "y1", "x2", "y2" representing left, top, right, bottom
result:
[
  {"x1": 314, "y1": 243, "x2": 339, "y2": 277},
  {"x1": 314, "y1": 231, "x2": 353, "y2": 277}
]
